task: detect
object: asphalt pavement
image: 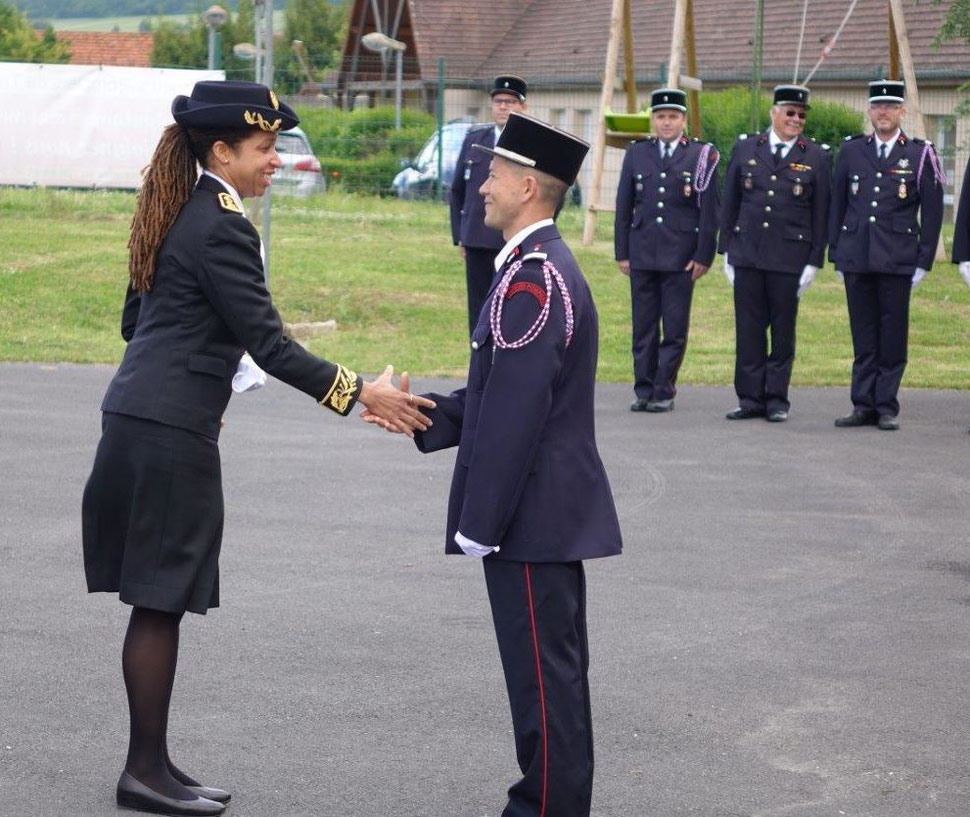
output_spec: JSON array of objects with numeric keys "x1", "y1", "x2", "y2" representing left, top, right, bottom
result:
[{"x1": 1, "y1": 362, "x2": 968, "y2": 817}]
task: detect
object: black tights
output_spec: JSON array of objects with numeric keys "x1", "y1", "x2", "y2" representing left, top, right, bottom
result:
[{"x1": 122, "y1": 606, "x2": 201, "y2": 799}]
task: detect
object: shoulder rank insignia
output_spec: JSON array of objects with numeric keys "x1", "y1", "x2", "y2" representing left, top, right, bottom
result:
[
  {"x1": 738, "y1": 134, "x2": 749, "y2": 140},
  {"x1": 218, "y1": 193, "x2": 243, "y2": 214},
  {"x1": 521, "y1": 251, "x2": 548, "y2": 263}
]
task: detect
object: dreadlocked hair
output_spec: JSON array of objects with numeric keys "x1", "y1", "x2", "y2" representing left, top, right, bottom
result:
[{"x1": 128, "y1": 124, "x2": 251, "y2": 292}]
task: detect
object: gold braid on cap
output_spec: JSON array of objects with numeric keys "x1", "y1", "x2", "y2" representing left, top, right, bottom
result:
[{"x1": 244, "y1": 110, "x2": 282, "y2": 132}]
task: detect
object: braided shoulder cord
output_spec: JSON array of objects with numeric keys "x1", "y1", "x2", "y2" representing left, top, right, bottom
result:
[
  {"x1": 917, "y1": 142, "x2": 948, "y2": 193},
  {"x1": 694, "y1": 143, "x2": 719, "y2": 206},
  {"x1": 490, "y1": 258, "x2": 575, "y2": 349}
]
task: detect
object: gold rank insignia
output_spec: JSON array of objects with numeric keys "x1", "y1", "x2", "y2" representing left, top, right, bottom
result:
[
  {"x1": 218, "y1": 192, "x2": 243, "y2": 214},
  {"x1": 789, "y1": 162, "x2": 812, "y2": 172},
  {"x1": 320, "y1": 364, "x2": 360, "y2": 415},
  {"x1": 244, "y1": 110, "x2": 282, "y2": 132},
  {"x1": 269, "y1": 89, "x2": 280, "y2": 110}
]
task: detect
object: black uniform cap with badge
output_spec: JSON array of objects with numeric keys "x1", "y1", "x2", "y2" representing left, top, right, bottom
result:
[
  {"x1": 171, "y1": 80, "x2": 299, "y2": 133},
  {"x1": 474, "y1": 111, "x2": 589, "y2": 185},
  {"x1": 869, "y1": 79, "x2": 905, "y2": 104},
  {"x1": 490, "y1": 75, "x2": 528, "y2": 101},
  {"x1": 773, "y1": 84, "x2": 811, "y2": 108},
  {"x1": 650, "y1": 88, "x2": 688, "y2": 112}
]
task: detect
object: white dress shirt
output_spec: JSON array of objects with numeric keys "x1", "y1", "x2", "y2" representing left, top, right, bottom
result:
[{"x1": 768, "y1": 130, "x2": 797, "y2": 160}]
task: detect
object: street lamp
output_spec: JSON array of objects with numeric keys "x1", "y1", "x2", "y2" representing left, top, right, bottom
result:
[
  {"x1": 202, "y1": 4, "x2": 228, "y2": 71},
  {"x1": 361, "y1": 31, "x2": 406, "y2": 129}
]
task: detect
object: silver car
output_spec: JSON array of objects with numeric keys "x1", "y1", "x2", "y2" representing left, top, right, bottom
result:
[{"x1": 273, "y1": 126, "x2": 326, "y2": 197}]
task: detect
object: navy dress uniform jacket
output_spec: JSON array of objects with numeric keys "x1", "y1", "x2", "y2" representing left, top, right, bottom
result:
[
  {"x1": 951, "y1": 156, "x2": 970, "y2": 263},
  {"x1": 103, "y1": 174, "x2": 360, "y2": 440},
  {"x1": 828, "y1": 132, "x2": 944, "y2": 275},
  {"x1": 414, "y1": 223, "x2": 623, "y2": 563},
  {"x1": 449, "y1": 125, "x2": 505, "y2": 251},
  {"x1": 614, "y1": 136, "x2": 720, "y2": 270},
  {"x1": 719, "y1": 130, "x2": 832, "y2": 273}
]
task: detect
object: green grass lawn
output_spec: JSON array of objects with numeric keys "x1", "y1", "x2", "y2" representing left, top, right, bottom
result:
[{"x1": 1, "y1": 186, "x2": 968, "y2": 388}]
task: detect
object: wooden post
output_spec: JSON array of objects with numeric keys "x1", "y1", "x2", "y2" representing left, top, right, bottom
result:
[
  {"x1": 668, "y1": 0, "x2": 688, "y2": 89},
  {"x1": 582, "y1": 0, "x2": 625, "y2": 246},
  {"x1": 888, "y1": 8, "x2": 900, "y2": 80},
  {"x1": 622, "y1": 0, "x2": 637, "y2": 113},
  {"x1": 888, "y1": 0, "x2": 925, "y2": 139},
  {"x1": 685, "y1": 0, "x2": 701, "y2": 137}
]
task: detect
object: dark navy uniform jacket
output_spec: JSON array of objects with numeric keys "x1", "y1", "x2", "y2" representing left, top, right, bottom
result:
[
  {"x1": 719, "y1": 130, "x2": 832, "y2": 273},
  {"x1": 614, "y1": 136, "x2": 720, "y2": 271},
  {"x1": 103, "y1": 174, "x2": 360, "y2": 440},
  {"x1": 829, "y1": 132, "x2": 944, "y2": 275},
  {"x1": 414, "y1": 222, "x2": 623, "y2": 563},
  {"x1": 449, "y1": 125, "x2": 505, "y2": 250},
  {"x1": 951, "y1": 157, "x2": 970, "y2": 263}
]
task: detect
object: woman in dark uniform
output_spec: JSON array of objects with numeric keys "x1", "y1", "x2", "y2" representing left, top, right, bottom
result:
[{"x1": 81, "y1": 81, "x2": 434, "y2": 816}]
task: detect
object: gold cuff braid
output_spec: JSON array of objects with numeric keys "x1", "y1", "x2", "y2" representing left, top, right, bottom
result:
[{"x1": 320, "y1": 364, "x2": 362, "y2": 415}]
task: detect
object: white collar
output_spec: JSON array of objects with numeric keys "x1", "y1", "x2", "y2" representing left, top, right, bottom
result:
[
  {"x1": 769, "y1": 129, "x2": 797, "y2": 150},
  {"x1": 875, "y1": 130, "x2": 901, "y2": 151},
  {"x1": 494, "y1": 218, "x2": 555, "y2": 271},
  {"x1": 203, "y1": 170, "x2": 245, "y2": 213},
  {"x1": 659, "y1": 134, "x2": 683, "y2": 150},
  {"x1": 494, "y1": 125, "x2": 502, "y2": 142}
]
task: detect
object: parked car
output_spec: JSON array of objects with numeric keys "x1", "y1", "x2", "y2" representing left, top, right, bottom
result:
[
  {"x1": 392, "y1": 119, "x2": 582, "y2": 206},
  {"x1": 273, "y1": 125, "x2": 326, "y2": 198}
]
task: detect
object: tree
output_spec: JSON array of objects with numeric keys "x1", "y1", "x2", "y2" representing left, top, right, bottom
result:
[
  {"x1": 275, "y1": 0, "x2": 348, "y2": 93},
  {"x1": 933, "y1": 0, "x2": 970, "y2": 45},
  {"x1": 0, "y1": 0, "x2": 70, "y2": 62}
]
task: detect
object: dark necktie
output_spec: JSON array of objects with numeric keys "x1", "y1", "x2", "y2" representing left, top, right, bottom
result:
[
  {"x1": 879, "y1": 143, "x2": 888, "y2": 162},
  {"x1": 774, "y1": 143, "x2": 785, "y2": 162},
  {"x1": 663, "y1": 143, "x2": 672, "y2": 163}
]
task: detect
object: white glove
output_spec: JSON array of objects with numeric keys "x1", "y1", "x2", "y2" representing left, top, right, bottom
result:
[
  {"x1": 723, "y1": 256, "x2": 735, "y2": 286},
  {"x1": 911, "y1": 267, "x2": 927, "y2": 289},
  {"x1": 959, "y1": 261, "x2": 970, "y2": 289},
  {"x1": 232, "y1": 352, "x2": 267, "y2": 393},
  {"x1": 454, "y1": 531, "x2": 499, "y2": 558},
  {"x1": 835, "y1": 269, "x2": 844, "y2": 282},
  {"x1": 797, "y1": 265, "x2": 818, "y2": 298}
]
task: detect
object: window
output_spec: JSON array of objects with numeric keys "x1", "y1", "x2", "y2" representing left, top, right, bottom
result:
[{"x1": 550, "y1": 108, "x2": 566, "y2": 129}]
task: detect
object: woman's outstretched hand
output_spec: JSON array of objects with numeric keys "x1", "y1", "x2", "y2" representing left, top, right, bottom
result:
[{"x1": 358, "y1": 366, "x2": 435, "y2": 438}]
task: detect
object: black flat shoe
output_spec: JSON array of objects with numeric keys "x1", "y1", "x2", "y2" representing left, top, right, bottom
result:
[
  {"x1": 116, "y1": 772, "x2": 226, "y2": 816},
  {"x1": 878, "y1": 414, "x2": 900, "y2": 431},
  {"x1": 187, "y1": 786, "x2": 230, "y2": 804},
  {"x1": 725, "y1": 406, "x2": 765, "y2": 420},
  {"x1": 630, "y1": 398, "x2": 649, "y2": 412},
  {"x1": 766, "y1": 409, "x2": 789, "y2": 423},
  {"x1": 834, "y1": 409, "x2": 878, "y2": 427},
  {"x1": 645, "y1": 398, "x2": 674, "y2": 412}
]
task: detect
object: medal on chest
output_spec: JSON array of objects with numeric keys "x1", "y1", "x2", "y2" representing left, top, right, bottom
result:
[
  {"x1": 792, "y1": 178, "x2": 803, "y2": 197},
  {"x1": 682, "y1": 172, "x2": 693, "y2": 197},
  {"x1": 851, "y1": 175, "x2": 859, "y2": 196},
  {"x1": 635, "y1": 173, "x2": 643, "y2": 192},
  {"x1": 744, "y1": 173, "x2": 753, "y2": 190},
  {"x1": 898, "y1": 180, "x2": 908, "y2": 199}
]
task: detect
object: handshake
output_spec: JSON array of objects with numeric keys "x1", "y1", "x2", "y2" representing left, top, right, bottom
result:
[{"x1": 358, "y1": 365, "x2": 435, "y2": 438}]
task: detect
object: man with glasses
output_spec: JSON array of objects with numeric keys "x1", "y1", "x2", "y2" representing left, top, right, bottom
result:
[
  {"x1": 829, "y1": 79, "x2": 944, "y2": 431},
  {"x1": 719, "y1": 84, "x2": 831, "y2": 422},
  {"x1": 614, "y1": 88, "x2": 720, "y2": 413},
  {"x1": 450, "y1": 75, "x2": 528, "y2": 334}
]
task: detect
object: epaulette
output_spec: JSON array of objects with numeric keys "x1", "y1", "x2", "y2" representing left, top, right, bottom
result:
[
  {"x1": 912, "y1": 137, "x2": 928, "y2": 145},
  {"x1": 520, "y1": 251, "x2": 548, "y2": 263},
  {"x1": 217, "y1": 192, "x2": 244, "y2": 214},
  {"x1": 844, "y1": 133, "x2": 864, "y2": 142},
  {"x1": 738, "y1": 134, "x2": 749, "y2": 140}
]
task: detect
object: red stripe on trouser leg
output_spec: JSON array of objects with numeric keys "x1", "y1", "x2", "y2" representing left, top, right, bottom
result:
[{"x1": 523, "y1": 564, "x2": 548, "y2": 817}]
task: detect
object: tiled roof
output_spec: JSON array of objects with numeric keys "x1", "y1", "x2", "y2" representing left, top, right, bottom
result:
[
  {"x1": 390, "y1": 0, "x2": 968, "y2": 83},
  {"x1": 55, "y1": 31, "x2": 154, "y2": 68}
]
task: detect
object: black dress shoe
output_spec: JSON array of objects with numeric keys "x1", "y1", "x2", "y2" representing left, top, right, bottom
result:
[
  {"x1": 878, "y1": 414, "x2": 900, "y2": 431},
  {"x1": 725, "y1": 406, "x2": 765, "y2": 420},
  {"x1": 834, "y1": 409, "x2": 878, "y2": 427},
  {"x1": 766, "y1": 409, "x2": 789, "y2": 422},
  {"x1": 645, "y1": 398, "x2": 674, "y2": 412},
  {"x1": 187, "y1": 786, "x2": 230, "y2": 804},
  {"x1": 630, "y1": 398, "x2": 649, "y2": 412},
  {"x1": 116, "y1": 772, "x2": 226, "y2": 816}
]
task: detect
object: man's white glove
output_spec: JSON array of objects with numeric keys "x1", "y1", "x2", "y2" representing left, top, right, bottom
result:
[
  {"x1": 232, "y1": 353, "x2": 267, "y2": 393},
  {"x1": 911, "y1": 267, "x2": 928, "y2": 289},
  {"x1": 959, "y1": 261, "x2": 970, "y2": 289},
  {"x1": 723, "y1": 256, "x2": 735, "y2": 286},
  {"x1": 454, "y1": 531, "x2": 499, "y2": 558},
  {"x1": 835, "y1": 269, "x2": 844, "y2": 282},
  {"x1": 797, "y1": 265, "x2": 818, "y2": 298}
]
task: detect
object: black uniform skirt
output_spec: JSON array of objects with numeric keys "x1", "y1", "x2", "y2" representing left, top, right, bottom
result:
[{"x1": 82, "y1": 412, "x2": 224, "y2": 615}]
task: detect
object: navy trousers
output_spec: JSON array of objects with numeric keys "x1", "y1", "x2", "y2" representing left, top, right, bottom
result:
[
  {"x1": 843, "y1": 271, "x2": 911, "y2": 417},
  {"x1": 630, "y1": 268, "x2": 695, "y2": 401},
  {"x1": 483, "y1": 559, "x2": 593, "y2": 817},
  {"x1": 465, "y1": 247, "x2": 499, "y2": 336},
  {"x1": 733, "y1": 266, "x2": 801, "y2": 413}
]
